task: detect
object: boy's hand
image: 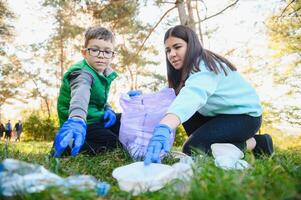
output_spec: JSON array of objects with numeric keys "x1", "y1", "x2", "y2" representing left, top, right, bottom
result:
[
  {"x1": 144, "y1": 124, "x2": 172, "y2": 165},
  {"x1": 127, "y1": 90, "x2": 142, "y2": 97},
  {"x1": 53, "y1": 118, "x2": 87, "y2": 157},
  {"x1": 104, "y1": 108, "x2": 116, "y2": 128}
]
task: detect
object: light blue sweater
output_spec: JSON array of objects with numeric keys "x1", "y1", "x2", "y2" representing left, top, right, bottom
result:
[{"x1": 167, "y1": 61, "x2": 262, "y2": 123}]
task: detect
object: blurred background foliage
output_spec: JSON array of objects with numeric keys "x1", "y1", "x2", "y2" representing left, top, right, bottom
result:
[{"x1": 1, "y1": 0, "x2": 300, "y2": 142}]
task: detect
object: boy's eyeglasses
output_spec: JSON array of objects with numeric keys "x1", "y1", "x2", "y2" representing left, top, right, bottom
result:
[{"x1": 85, "y1": 48, "x2": 116, "y2": 59}]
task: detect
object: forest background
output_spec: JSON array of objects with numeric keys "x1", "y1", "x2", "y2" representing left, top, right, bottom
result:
[{"x1": 0, "y1": 0, "x2": 300, "y2": 141}]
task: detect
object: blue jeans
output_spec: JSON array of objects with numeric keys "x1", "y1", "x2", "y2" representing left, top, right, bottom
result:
[{"x1": 182, "y1": 112, "x2": 262, "y2": 155}]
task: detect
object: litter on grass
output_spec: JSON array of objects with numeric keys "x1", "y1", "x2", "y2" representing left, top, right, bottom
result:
[
  {"x1": 0, "y1": 159, "x2": 110, "y2": 197},
  {"x1": 211, "y1": 143, "x2": 250, "y2": 170},
  {"x1": 112, "y1": 152, "x2": 193, "y2": 195}
]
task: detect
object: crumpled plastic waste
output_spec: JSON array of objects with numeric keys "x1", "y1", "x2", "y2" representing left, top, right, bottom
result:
[
  {"x1": 112, "y1": 151, "x2": 193, "y2": 195},
  {"x1": 0, "y1": 159, "x2": 110, "y2": 197},
  {"x1": 211, "y1": 143, "x2": 250, "y2": 170}
]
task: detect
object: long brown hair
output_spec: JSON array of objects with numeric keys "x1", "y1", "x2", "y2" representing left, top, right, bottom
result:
[{"x1": 164, "y1": 25, "x2": 237, "y2": 94}]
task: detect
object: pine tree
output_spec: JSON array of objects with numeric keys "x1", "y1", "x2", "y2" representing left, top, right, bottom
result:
[
  {"x1": 42, "y1": 0, "x2": 85, "y2": 80},
  {"x1": 266, "y1": 0, "x2": 301, "y2": 126},
  {"x1": 0, "y1": 0, "x2": 25, "y2": 116}
]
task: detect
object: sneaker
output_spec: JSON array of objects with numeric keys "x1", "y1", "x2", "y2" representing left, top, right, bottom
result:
[{"x1": 253, "y1": 134, "x2": 274, "y2": 158}]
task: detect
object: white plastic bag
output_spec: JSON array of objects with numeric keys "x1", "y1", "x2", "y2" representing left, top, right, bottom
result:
[
  {"x1": 211, "y1": 143, "x2": 250, "y2": 170},
  {"x1": 112, "y1": 162, "x2": 175, "y2": 195},
  {"x1": 112, "y1": 154, "x2": 193, "y2": 195}
]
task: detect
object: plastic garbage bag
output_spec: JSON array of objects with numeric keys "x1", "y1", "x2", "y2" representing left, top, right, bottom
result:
[
  {"x1": 0, "y1": 159, "x2": 110, "y2": 197},
  {"x1": 119, "y1": 88, "x2": 176, "y2": 160},
  {"x1": 211, "y1": 143, "x2": 250, "y2": 170},
  {"x1": 113, "y1": 162, "x2": 174, "y2": 195},
  {"x1": 112, "y1": 153, "x2": 193, "y2": 195}
]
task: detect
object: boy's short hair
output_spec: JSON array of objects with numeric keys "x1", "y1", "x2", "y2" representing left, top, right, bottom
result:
[{"x1": 84, "y1": 26, "x2": 115, "y2": 47}]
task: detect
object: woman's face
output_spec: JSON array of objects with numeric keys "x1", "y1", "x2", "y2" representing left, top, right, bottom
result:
[{"x1": 165, "y1": 36, "x2": 187, "y2": 70}]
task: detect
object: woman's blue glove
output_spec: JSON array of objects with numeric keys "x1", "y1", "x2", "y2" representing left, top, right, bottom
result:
[
  {"x1": 144, "y1": 124, "x2": 172, "y2": 165},
  {"x1": 127, "y1": 90, "x2": 142, "y2": 97},
  {"x1": 104, "y1": 108, "x2": 116, "y2": 128},
  {"x1": 53, "y1": 118, "x2": 87, "y2": 157}
]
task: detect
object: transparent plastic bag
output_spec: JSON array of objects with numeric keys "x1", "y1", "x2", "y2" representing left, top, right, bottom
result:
[{"x1": 0, "y1": 159, "x2": 110, "y2": 197}]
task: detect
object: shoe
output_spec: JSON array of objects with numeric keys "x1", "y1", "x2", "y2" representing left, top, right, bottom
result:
[{"x1": 253, "y1": 134, "x2": 274, "y2": 158}]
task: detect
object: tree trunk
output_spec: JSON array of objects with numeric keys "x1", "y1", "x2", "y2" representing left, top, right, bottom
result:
[
  {"x1": 43, "y1": 97, "x2": 51, "y2": 119},
  {"x1": 186, "y1": 0, "x2": 196, "y2": 32},
  {"x1": 176, "y1": 0, "x2": 201, "y2": 42},
  {"x1": 177, "y1": 1, "x2": 188, "y2": 26}
]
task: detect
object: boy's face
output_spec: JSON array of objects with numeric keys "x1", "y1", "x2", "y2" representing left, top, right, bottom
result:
[{"x1": 82, "y1": 39, "x2": 115, "y2": 73}]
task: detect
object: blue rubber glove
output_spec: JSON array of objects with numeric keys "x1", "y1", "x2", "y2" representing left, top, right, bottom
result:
[
  {"x1": 144, "y1": 124, "x2": 172, "y2": 165},
  {"x1": 104, "y1": 108, "x2": 116, "y2": 128},
  {"x1": 127, "y1": 90, "x2": 142, "y2": 97},
  {"x1": 53, "y1": 118, "x2": 87, "y2": 157}
]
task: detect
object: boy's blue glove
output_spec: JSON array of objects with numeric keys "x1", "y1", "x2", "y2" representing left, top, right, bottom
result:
[
  {"x1": 144, "y1": 124, "x2": 172, "y2": 165},
  {"x1": 104, "y1": 108, "x2": 116, "y2": 128},
  {"x1": 127, "y1": 90, "x2": 142, "y2": 97},
  {"x1": 53, "y1": 118, "x2": 87, "y2": 157}
]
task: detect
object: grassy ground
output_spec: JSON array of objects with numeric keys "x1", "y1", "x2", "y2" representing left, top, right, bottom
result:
[{"x1": 0, "y1": 136, "x2": 301, "y2": 200}]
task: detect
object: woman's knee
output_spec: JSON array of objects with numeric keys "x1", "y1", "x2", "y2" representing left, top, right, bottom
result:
[
  {"x1": 182, "y1": 139, "x2": 210, "y2": 155},
  {"x1": 182, "y1": 141, "x2": 192, "y2": 156}
]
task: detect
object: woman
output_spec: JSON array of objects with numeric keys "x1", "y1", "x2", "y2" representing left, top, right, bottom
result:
[{"x1": 144, "y1": 25, "x2": 273, "y2": 164}]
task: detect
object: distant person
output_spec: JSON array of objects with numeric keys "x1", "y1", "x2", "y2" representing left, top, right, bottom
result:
[
  {"x1": 5, "y1": 120, "x2": 12, "y2": 141},
  {"x1": 0, "y1": 122, "x2": 5, "y2": 140},
  {"x1": 14, "y1": 120, "x2": 23, "y2": 142},
  {"x1": 52, "y1": 26, "x2": 122, "y2": 157},
  {"x1": 144, "y1": 25, "x2": 273, "y2": 165}
]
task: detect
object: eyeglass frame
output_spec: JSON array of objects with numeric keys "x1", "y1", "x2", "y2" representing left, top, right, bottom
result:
[{"x1": 84, "y1": 47, "x2": 116, "y2": 59}]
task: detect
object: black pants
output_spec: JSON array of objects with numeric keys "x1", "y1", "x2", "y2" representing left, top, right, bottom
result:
[
  {"x1": 5, "y1": 130, "x2": 12, "y2": 140},
  {"x1": 57, "y1": 114, "x2": 122, "y2": 156},
  {"x1": 80, "y1": 114, "x2": 122, "y2": 155},
  {"x1": 182, "y1": 112, "x2": 262, "y2": 155},
  {"x1": 15, "y1": 131, "x2": 22, "y2": 141}
]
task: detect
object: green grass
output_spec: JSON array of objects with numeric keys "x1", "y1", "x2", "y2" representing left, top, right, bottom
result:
[{"x1": 0, "y1": 140, "x2": 301, "y2": 200}]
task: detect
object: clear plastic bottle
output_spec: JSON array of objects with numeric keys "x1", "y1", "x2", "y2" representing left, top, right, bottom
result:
[{"x1": 0, "y1": 159, "x2": 110, "y2": 197}]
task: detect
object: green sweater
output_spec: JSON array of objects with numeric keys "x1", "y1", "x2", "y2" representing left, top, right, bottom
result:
[{"x1": 57, "y1": 59, "x2": 117, "y2": 126}]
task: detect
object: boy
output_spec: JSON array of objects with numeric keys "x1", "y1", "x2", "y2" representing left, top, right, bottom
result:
[{"x1": 53, "y1": 26, "x2": 120, "y2": 157}]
